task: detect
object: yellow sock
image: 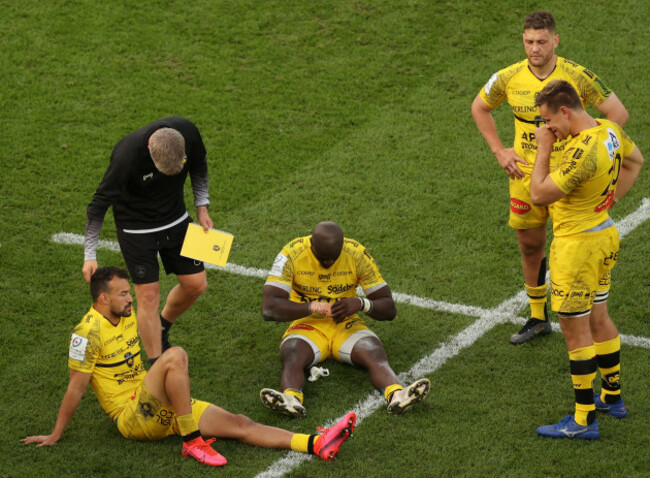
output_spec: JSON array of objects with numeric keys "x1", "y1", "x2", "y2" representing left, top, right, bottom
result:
[
  {"x1": 568, "y1": 346, "x2": 597, "y2": 426},
  {"x1": 284, "y1": 388, "x2": 304, "y2": 404},
  {"x1": 384, "y1": 384, "x2": 403, "y2": 403},
  {"x1": 525, "y1": 283, "x2": 548, "y2": 321},
  {"x1": 594, "y1": 336, "x2": 622, "y2": 403},
  {"x1": 290, "y1": 433, "x2": 313, "y2": 453},
  {"x1": 177, "y1": 413, "x2": 199, "y2": 437}
]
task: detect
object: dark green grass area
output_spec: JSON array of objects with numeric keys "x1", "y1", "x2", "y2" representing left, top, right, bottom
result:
[{"x1": 1, "y1": 0, "x2": 649, "y2": 476}]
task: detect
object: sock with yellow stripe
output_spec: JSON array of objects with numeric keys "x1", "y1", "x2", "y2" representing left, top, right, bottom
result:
[
  {"x1": 383, "y1": 383, "x2": 403, "y2": 403},
  {"x1": 594, "y1": 335, "x2": 622, "y2": 404},
  {"x1": 525, "y1": 283, "x2": 548, "y2": 321},
  {"x1": 290, "y1": 433, "x2": 318, "y2": 454},
  {"x1": 569, "y1": 345, "x2": 597, "y2": 426},
  {"x1": 177, "y1": 413, "x2": 201, "y2": 442},
  {"x1": 284, "y1": 388, "x2": 304, "y2": 404}
]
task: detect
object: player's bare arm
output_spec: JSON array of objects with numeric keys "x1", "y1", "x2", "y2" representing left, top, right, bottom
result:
[
  {"x1": 597, "y1": 92, "x2": 629, "y2": 128},
  {"x1": 21, "y1": 369, "x2": 91, "y2": 447},
  {"x1": 261, "y1": 284, "x2": 330, "y2": 322},
  {"x1": 471, "y1": 94, "x2": 527, "y2": 179},
  {"x1": 529, "y1": 126, "x2": 565, "y2": 205}
]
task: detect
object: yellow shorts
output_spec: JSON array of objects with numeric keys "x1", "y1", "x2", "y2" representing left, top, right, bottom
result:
[
  {"x1": 549, "y1": 226, "x2": 619, "y2": 316},
  {"x1": 282, "y1": 315, "x2": 379, "y2": 365},
  {"x1": 508, "y1": 174, "x2": 549, "y2": 229},
  {"x1": 116, "y1": 381, "x2": 211, "y2": 441}
]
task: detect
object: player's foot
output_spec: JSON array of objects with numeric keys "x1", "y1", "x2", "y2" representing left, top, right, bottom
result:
[
  {"x1": 510, "y1": 318, "x2": 552, "y2": 345},
  {"x1": 260, "y1": 388, "x2": 306, "y2": 417},
  {"x1": 536, "y1": 415, "x2": 599, "y2": 440},
  {"x1": 387, "y1": 378, "x2": 431, "y2": 415},
  {"x1": 313, "y1": 412, "x2": 356, "y2": 461},
  {"x1": 182, "y1": 437, "x2": 228, "y2": 466},
  {"x1": 595, "y1": 393, "x2": 627, "y2": 418}
]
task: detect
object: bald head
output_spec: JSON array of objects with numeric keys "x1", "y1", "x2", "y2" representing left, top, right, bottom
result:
[{"x1": 311, "y1": 221, "x2": 344, "y2": 268}]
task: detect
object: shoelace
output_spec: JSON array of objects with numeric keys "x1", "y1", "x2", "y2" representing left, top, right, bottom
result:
[{"x1": 189, "y1": 437, "x2": 218, "y2": 455}]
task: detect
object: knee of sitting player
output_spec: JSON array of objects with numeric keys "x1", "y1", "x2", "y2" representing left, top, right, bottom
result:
[
  {"x1": 351, "y1": 336, "x2": 389, "y2": 366},
  {"x1": 164, "y1": 346, "x2": 189, "y2": 370},
  {"x1": 280, "y1": 338, "x2": 314, "y2": 368}
]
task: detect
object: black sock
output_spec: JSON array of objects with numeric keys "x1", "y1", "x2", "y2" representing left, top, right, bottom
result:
[{"x1": 182, "y1": 430, "x2": 201, "y2": 442}]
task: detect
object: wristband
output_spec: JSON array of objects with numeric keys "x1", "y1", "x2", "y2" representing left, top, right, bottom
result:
[{"x1": 359, "y1": 297, "x2": 373, "y2": 314}]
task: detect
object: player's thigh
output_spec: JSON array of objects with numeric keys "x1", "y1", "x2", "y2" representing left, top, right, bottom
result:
[
  {"x1": 332, "y1": 317, "x2": 381, "y2": 365},
  {"x1": 281, "y1": 319, "x2": 332, "y2": 365},
  {"x1": 549, "y1": 231, "x2": 616, "y2": 315},
  {"x1": 116, "y1": 382, "x2": 176, "y2": 441},
  {"x1": 116, "y1": 229, "x2": 160, "y2": 284},
  {"x1": 508, "y1": 176, "x2": 548, "y2": 229}
]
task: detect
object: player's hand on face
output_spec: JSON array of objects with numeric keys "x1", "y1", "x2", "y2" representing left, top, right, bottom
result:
[
  {"x1": 82, "y1": 260, "x2": 98, "y2": 283},
  {"x1": 535, "y1": 126, "x2": 557, "y2": 148},
  {"x1": 330, "y1": 298, "x2": 360, "y2": 323},
  {"x1": 21, "y1": 435, "x2": 59, "y2": 447},
  {"x1": 496, "y1": 147, "x2": 527, "y2": 180}
]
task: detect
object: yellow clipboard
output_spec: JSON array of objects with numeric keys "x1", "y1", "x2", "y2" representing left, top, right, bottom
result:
[{"x1": 180, "y1": 223, "x2": 234, "y2": 267}]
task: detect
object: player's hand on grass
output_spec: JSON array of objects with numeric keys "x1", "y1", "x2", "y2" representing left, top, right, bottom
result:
[
  {"x1": 82, "y1": 260, "x2": 98, "y2": 283},
  {"x1": 496, "y1": 147, "x2": 527, "y2": 179},
  {"x1": 21, "y1": 435, "x2": 59, "y2": 447}
]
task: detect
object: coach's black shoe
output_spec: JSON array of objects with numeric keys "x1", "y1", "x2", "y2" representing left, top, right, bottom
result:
[{"x1": 510, "y1": 318, "x2": 552, "y2": 345}]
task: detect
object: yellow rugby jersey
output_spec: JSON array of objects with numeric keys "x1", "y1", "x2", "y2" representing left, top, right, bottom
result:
[
  {"x1": 265, "y1": 236, "x2": 387, "y2": 310},
  {"x1": 479, "y1": 57, "x2": 612, "y2": 172},
  {"x1": 549, "y1": 119, "x2": 635, "y2": 237},
  {"x1": 68, "y1": 306, "x2": 146, "y2": 420}
]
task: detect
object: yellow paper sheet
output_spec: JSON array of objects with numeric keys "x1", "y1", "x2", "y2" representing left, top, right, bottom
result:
[{"x1": 180, "y1": 223, "x2": 234, "y2": 267}]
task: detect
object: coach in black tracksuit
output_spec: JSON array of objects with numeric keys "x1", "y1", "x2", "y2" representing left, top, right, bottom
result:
[{"x1": 82, "y1": 117, "x2": 213, "y2": 364}]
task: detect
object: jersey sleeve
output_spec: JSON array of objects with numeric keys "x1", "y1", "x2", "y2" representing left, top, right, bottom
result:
[
  {"x1": 561, "y1": 59, "x2": 612, "y2": 108},
  {"x1": 68, "y1": 315, "x2": 102, "y2": 373},
  {"x1": 478, "y1": 62, "x2": 524, "y2": 109},
  {"x1": 264, "y1": 244, "x2": 294, "y2": 294},
  {"x1": 550, "y1": 142, "x2": 598, "y2": 194},
  {"x1": 355, "y1": 246, "x2": 387, "y2": 295}
]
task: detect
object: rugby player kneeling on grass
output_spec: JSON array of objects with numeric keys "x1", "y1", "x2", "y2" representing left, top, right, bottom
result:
[{"x1": 22, "y1": 267, "x2": 356, "y2": 466}]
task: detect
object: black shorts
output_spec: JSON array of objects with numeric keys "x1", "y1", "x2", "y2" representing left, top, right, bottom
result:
[{"x1": 116, "y1": 216, "x2": 204, "y2": 284}]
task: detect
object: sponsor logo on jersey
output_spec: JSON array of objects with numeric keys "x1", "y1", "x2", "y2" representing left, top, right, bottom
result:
[
  {"x1": 582, "y1": 135, "x2": 592, "y2": 146},
  {"x1": 334, "y1": 271, "x2": 352, "y2": 276},
  {"x1": 288, "y1": 324, "x2": 314, "y2": 332},
  {"x1": 604, "y1": 128, "x2": 620, "y2": 161},
  {"x1": 295, "y1": 283, "x2": 322, "y2": 294},
  {"x1": 142, "y1": 172, "x2": 154, "y2": 182},
  {"x1": 297, "y1": 271, "x2": 314, "y2": 275},
  {"x1": 595, "y1": 191, "x2": 615, "y2": 212},
  {"x1": 510, "y1": 198, "x2": 531, "y2": 214},
  {"x1": 511, "y1": 90, "x2": 531, "y2": 95},
  {"x1": 318, "y1": 273, "x2": 331, "y2": 281},
  {"x1": 270, "y1": 253, "x2": 288, "y2": 277},
  {"x1": 513, "y1": 105, "x2": 538, "y2": 113},
  {"x1": 328, "y1": 283, "x2": 355, "y2": 294}
]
